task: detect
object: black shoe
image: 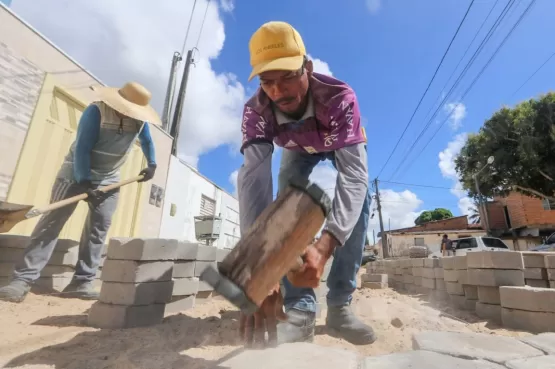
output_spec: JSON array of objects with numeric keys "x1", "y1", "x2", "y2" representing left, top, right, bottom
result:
[
  {"x1": 277, "y1": 308, "x2": 316, "y2": 344},
  {"x1": 61, "y1": 280, "x2": 99, "y2": 300},
  {"x1": 326, "y1": 305, "x2": 377, "y2": 345},
  {"x1": 0, "y1": 280, "x2": 31, "y2": 303}
]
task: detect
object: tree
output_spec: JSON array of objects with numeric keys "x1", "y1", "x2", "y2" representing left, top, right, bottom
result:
[
  {"x1": 468, "y1": 205, "x2": 481, "y2": 225},
  {"x1": 455, "y1": 92, "x2": 555, "y2": 200},
  {"x1": 415, "y1": 208, "x2": 454, "y2": 225}
]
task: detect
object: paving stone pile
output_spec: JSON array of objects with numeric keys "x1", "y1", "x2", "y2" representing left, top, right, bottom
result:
[
  {"x1": 213, "y1": 331, "x2": 555, "y2": 369},
  {"x1": 521, "y1": 251, "x2": 552, "y2": 288},
  {"x1": 361, "y1": 259, "x2": 388, "y2": 290}
]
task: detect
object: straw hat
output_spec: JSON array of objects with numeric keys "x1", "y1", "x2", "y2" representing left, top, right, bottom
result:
[{"x1": 91, "y1": 82, "x2": 162, "y2": 125}]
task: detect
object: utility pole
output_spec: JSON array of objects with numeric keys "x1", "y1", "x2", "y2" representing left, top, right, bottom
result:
[
  {"x1": 374, "y1": 178, "x2": 389, "y2": 258},
  {"x1": 170, "y1": 49, "x2": 195, "y2": 156},
  {"x1": 161, "y1": 51, "x2": 183, "y2": 132},
  {"x1": 372, "y1": 229, "x2": 376, "y2": 246}
]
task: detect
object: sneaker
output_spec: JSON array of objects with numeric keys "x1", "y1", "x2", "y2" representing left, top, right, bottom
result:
[
  {"x1": 326, "y1": 305, "x2": 377, "y2": 345},
  {"x1": 277, "y1": 308, "x2": 316, "y2": 344},
  {"x1": 0, "y1": 280, "x2": 31, "y2": 303},
  {"x1": 61, "y1": 280, "x2": 99, "y2": 300}
]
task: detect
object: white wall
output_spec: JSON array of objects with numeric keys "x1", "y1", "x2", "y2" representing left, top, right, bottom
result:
[{"x1": 159, "y1": 156, "x2": 240, "y2": 249}]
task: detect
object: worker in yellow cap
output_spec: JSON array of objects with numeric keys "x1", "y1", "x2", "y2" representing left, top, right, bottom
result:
[{"x1": 237, "y1": 21, "x2": 375, "y2": 346}]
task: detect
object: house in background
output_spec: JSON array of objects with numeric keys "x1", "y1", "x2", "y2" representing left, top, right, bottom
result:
[{"x1": 485, "y1": 191, "x2": 555, "y2": 250}]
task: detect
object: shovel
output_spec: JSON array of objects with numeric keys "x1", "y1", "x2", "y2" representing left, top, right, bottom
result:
[{"x1": 0, "y1": 175, "x2": 144, "y2": 233}]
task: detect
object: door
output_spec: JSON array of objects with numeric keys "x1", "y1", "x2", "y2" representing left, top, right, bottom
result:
[{"x1": 6, "y1": 73, "x2": 145, "y2": 240}]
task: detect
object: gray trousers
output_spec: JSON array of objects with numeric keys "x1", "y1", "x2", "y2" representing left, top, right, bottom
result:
[{"x1": 13, "y1": 178, "x2": 119, "y2": 283}]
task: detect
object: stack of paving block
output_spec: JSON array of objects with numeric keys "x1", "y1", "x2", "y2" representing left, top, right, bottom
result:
[
  {"x1": 401, "y1": 259, "x2": 415, "y2": 293},
  {"x1": 466, "y1": 251, "x2": 525, "y2": 324},
  {"x1": 391, "y1": 259, "x2": 404, "y2": 289},
  {"x1": 521, "y1": 252, "x2": 552, "y2": 288},
  {"x1": 500, "y1": 284, "x2": 555, "y2": 332},
  {"x1": 424, "y1": 258, "x2": 449, "y2": 301},
  {"x1": 88, "y1": 238, "x2": 177, "y2": 329},
  {"x1": 442, "y1": 256, "x2": 468, "y2": 309},
  {"x1": 361, "y1": 259, "x2": 388, "y2": 290},
  {"x1": 194, "y1": 244, "x2": 218, "y2": 303},
  {"x1": 549, "y1": 254, "x2": 555, "y2": 288},
  {"x1": 165, "y1": 241, "x2": 200, "y2": 315},
  {"x1": 419, "y1": 258, "x2": 436, "y2": 293},
  {"x1": 452, "y1": 255, "x2": 478, "y2": 311},
  {"x1": 383, "y1": 259, "x2": 397, "y2": 289},
  {"x1": 411, "y1": 258, "x2": 425, "y2": 293},
  {"x1": 0, "y1": 235, "x2": 82, "y2": 292}
]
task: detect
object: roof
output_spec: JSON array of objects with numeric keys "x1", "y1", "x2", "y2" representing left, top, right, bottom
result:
[{"x1": 385, "y1": 215, "x2": 483, "y2": 235}]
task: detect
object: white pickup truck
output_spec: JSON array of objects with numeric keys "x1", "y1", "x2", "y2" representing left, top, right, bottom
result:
[{"x1": 429, "y1": 236, "x2": 510, "y2": 258}]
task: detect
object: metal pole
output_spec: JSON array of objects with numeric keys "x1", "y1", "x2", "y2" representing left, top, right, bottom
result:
[
  {"x1": 373, "y1": 229, "x2": 376, "y2": 246},
  {"x1": 374, "y1": 178, "x2": 389, "y2": 258},
  {"x1": 161, "y1": 52, "x2": 182, "y2": 132},
  {"x1": 170, "y1": 49, "x2": 194, "y2": 156},
  {"x1": 474, "y1": 175, "x2": 490, "y2": 235}
]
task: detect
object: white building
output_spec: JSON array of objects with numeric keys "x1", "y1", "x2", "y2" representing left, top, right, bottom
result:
[{"x1": 159, "y1": 156, "x2": 240, "y2": 249}]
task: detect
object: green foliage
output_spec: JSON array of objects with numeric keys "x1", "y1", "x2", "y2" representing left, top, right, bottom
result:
[
  {"x1": 455, "y1": 92, "x2": 555, "y2": 199},
  {"x1": 415, "y1": 208, "x2": 454, "y2": 225}
]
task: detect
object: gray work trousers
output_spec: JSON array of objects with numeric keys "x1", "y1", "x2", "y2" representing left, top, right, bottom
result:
[{"x1": 13, "y1": 178, "x2": 119, "y2": 284}]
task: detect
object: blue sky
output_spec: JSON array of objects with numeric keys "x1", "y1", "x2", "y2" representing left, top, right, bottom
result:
[{"x1": 9, "y1": 0, "x2": 555, "y2": 235}]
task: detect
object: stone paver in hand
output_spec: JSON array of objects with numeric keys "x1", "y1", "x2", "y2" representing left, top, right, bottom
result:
[
  {"x1": 215, "y1": 342, "x2": 359, "y2": 369},
  {"x1": 505, "y1": 355, "x2": 555, "y2": 369},
  {"x1": 412, "y1": 331, "x2": 544, "y2": 364},
  {"x1": 521, "y1": 333, "x2": 555, "y2": 355},
  {"x1": 361, "y1": 350, "x2": 505, "y2": 369}
]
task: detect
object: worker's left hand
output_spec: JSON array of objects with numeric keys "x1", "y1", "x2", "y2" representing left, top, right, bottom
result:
[
  {"x1": 138, "y1": 165, "x2": 156, "y2": 182},
  {"x1": 287, "y1": 232, "x2": 338, "y2": 288}
]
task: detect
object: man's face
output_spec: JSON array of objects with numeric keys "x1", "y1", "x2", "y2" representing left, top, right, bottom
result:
[{"x1": 259, "y1": 60, "x2": 312, "y2": 115}]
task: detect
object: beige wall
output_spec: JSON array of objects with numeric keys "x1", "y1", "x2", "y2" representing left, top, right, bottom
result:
[{"x1": 388, "y1": 231, "x2": 486, "y2": 257}]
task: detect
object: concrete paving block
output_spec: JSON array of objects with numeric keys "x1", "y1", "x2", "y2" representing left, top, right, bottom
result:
[
  {"x1": 523, "y1": 268, "x2": 548, "y2": 280},
  {"x1": 433, "y1": 268, "x2": 443, "y2": 279},
  {"x1": 464, "y1": 285, "x2": 479, "y2": 300},
  {"x1": 403, "y1": 274, "x2": 414, "y2": 284},
  {"x1": 478, "y1": 286, "x2": 501, "y2": 305},
  {"x1": 101, "y1": 260, "x2": 173, "y2": 283},
  {"x1": 412, "y1": 267, "x2": 423, "y2": 277},
  {"x1": 194, "y1": 261, "x2": 217, "y2": 277},
  {"x1": 421, "y1": 268, "x2": 435, "y2": 279},
  {"x1": 107, "y1": 238, "x2": 178, "y2": 261},
  {"x1": 521, "y1": 332, "x2": 555, "y2": 355},
  {"x1": 429, "y1": 289, "x2": 450, "y2": 302},
  {"x1": 413, "y1": 276, "x2": 423, "y2": 286},
  {"x1": 500, "y1": 286, "x2": 555, "y2": 313},
  {"x1": 195, "y1": 290, "x2": 214, "y2": 304},
  {"x1": 546, "y1": 255, "x2": 555, "y2": 269},
  {"x1": 173, "y1": 261, "x2": 195, "y2": 278},
  {"x1": 502, "y1": 307, "x2": 555, "y2": 333},
  {"x1": 454, "y1": 256, "x2": 467, "y2": 270},
  {"x1": 412, "y1": 330, "x2": 544, "y2": 364},
  {"x1": 0, "y1": 247, "x2": 78, "y2": 267},
  {"x1": 362, "y1": 274, "x2": 388, "y2": 283},
  {"x1": 424, "y1": 258, "x2": 440, "y2": 268},
  {"x1": 476, "y1": 302, "x2": 502, "y2": 324},
  {"x1": 216, "y1": 342, "x2": 360, "y2": 369},
  {"x1": 411, "y1": 258, "x2": 425, "y2": 267},
  {"x1": 450, "y1": 294, "x2": 468, "y2": 310},
  {"x1": 0, "y1": 236, "x2": 78, "y2": 251},
  {"x1": 442, "y1": 257, "x2": 456, "y2": 270},
  {"x1": 435, "y1": 279, "x2": 446, "y2": 291},
  {"x1": 443, "y1": 269, "x2": 458, "y2": 282},
  {"x1": 175, "y1": 241, "x2": 199, "y2": 260},
  {"x1": 548, "y1": 269, "x2": 555, "y2": 281},
  {"x1": 99, "y1": 281, "x2": 173, "y2": 305},
  {"x1": 165, "y1": 295, "x2": 195, "y2": 315},
  {"x1": 468, "y1": 269, "x2": 525, "y2": 287},
  {"x1": 198, "y1": 279, "x2": 214, "y2": 292},
  {"x1": 458, "y1": 270, "x2": 469, "y2": 285},
  {"x1": 421, "y1": 278, "x2": 436, "y2": 289},
  {"x1": 521, "y1": 252, "x2": 549, "y2": 268},
  {"x1": 446, "y1": 282, "x2": 464, "y2": 296},
  {"x1": 216, "y1": 248, "x2": 231, "y2": 262},
  {"x1": 525, "y1": 279, "x2": 549, "y2": 288},
  {"x1": 361, "y1": 350, "x2": 505, "y2": 369},
  {"x1": 196, "y1": 245, "x2": 217, "y2": 261},
  {"x1": 395, "y1": 268, "x2": 403, "y2": 275},
  {"x1": 506, "y1": 355, "x2": 555, "y2": 369},
  {"x1": 467, "y1": 251, "x2": 524, "y2": 270},
  {"x1": 551, "y1": 281, "x2": 555, "y2": 288},
  {"x1": 88, "y1": 302, "x2": 165, "y2": 329},
  {"x1": 362, "y1": 281, "x2": 388, "y2": 289},
  {"x1": 0, "y1": 263, "x2": 75, "y2": 278},
  {"x1": 172, "y1": 277, "x2": 199, "y2": 296},
  {"x1": 404, "y1": 268, "x2": 413, "y2": 276}
]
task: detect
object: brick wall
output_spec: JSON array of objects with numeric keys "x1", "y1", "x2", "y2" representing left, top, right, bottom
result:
[
  {"x1": 0, "y1": 41, "x2": 44, "y2": 200},
  {"x1": 393, "y1": 216, "x2": 469, "y2": 233},
  {"x1": 486, "y1": 201, "x2": 508, "y2": 231},
  {"x1": 492, "y1": 192, "x2": 555, "y2": 229}
]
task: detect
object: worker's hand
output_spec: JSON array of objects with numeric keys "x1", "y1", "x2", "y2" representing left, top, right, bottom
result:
[
  {"x1": 138, "y1": 165, "x2": 157, "y2": 182},
  {"x1": 287, "y1": 232, "x2": 338, "y2": 288},
  {"x1": 239, "y1": 283, "x2": 287, "y2": 348},
  {"x1": 76, "y1": 180, "x2": 102, "y2": 203}
]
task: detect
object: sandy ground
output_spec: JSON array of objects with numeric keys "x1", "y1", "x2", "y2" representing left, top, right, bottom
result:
[{"x1": 0, "y1": 283, "x2": 532, "y2": 369}]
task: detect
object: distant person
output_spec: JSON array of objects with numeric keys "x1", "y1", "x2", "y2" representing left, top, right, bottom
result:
[
  {"x1": 0, "y1": 82, "x2": 159, "y2": 303},
  {"x1": 441, "y1": 234, "x2": 453, "y2": 256}
]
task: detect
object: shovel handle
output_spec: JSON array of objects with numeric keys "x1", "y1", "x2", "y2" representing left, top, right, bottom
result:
[{"x1": 32, "y1": 175, "x2": 144, "y2": 216}]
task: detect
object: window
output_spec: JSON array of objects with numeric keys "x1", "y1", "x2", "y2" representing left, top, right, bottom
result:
[
  {"x1": 456, "y1": 238, "x2": 478, "y2": 249},
  {"x1": 200, "y1": 195, "x2": 216, "y2": 216},
  {"x1": 414, "y1": 237, "x2": 425, "y2": 246},
  {"x1": 542, "y1": 198, "x2": 555, "y2": 211},
  {"x1": 481, "y1": 237, "x2": 509, "y2": 249}
]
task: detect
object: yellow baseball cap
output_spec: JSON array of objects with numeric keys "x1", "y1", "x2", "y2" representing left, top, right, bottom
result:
[{"x1": 248, "y1": 21, "x2": 306, "y2": 81}]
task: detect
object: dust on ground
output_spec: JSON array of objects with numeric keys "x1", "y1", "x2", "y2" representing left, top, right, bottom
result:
[{"x1": 0, "y1": 286, "x2": 531, "y2": 369}]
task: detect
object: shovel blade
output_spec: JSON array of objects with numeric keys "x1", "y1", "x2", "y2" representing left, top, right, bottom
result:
[{"x1": 0, "y1": 201, "x2": 34, "y2": 233}]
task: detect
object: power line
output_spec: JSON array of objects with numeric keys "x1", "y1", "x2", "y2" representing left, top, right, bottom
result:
[
  {"x1": 181, "y1": 0, "x2": 199, "y2": 55},
  {"x1": 510, "y1": 49, "x2": 555, "y2": 98},
  {"x1": 400, "y1": 0, "x2": 537, "y2": 176},
  {"x1": 379, "y1": 180, "x2": 453, "y2": 190},
  {"x1": 375, "y1": 0, "x2": 476, "y2": 179},
  {"x1": 195, "y1": 0, "x2": 211, "y2": 49},
  {"x1": 388, "y1": 0, "x2": 517, "y2": 180}
]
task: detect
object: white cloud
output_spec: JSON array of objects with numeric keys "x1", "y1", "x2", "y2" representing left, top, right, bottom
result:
[
  {"x1": 365, "y1": 0, "x2": 382, "y2": 14},
  {"x1": 444, "y1": 102, "x2": 466, "y2": 130},
  {"x1": 307, "y1": 54, "x2": 333, "y2": 76},
  {"x1": 229, "y1": 169, "x2": 239, "y2": 197},
  {"x1": 219, "y1": 0, "x2": 234, "y2": 12}
]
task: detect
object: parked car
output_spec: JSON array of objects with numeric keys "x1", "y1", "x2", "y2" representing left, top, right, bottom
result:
[
  {"x1": 529, "y1": 232, "x2": 555, "y2": 252},
  {"x1": 428, "y1": 236, "x2": 510, "y2": 258}
]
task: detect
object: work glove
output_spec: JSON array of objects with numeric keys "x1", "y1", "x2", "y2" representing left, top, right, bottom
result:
[
  {"x1": 138, "y1": 165, "x2": 156, "y2": 182},
  {"x1": 239, "y1": 283, "x2": 287, "y2": 348},
  {"x1": 76, "y1": 180, "x2": 102, "y2": 203}
]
